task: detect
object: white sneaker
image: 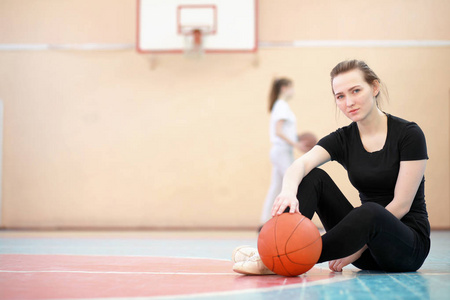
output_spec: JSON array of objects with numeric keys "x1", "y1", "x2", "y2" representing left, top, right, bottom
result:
[
  {"x1": 232, "y1": 253, "x2": 275, "y2": 275},
  {"x1": 231, "y1": 245, "x2": 258, "y2": 263}
]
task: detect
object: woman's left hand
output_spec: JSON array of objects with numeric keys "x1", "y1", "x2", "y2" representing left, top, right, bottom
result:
[{"x1": 328, "y1": 251, "x2": 363, "y2": 272}]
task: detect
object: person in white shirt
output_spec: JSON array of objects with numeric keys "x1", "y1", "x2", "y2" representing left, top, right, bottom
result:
[{"x1": 260, "y1": 78, "x2": 304, "y2": 226}]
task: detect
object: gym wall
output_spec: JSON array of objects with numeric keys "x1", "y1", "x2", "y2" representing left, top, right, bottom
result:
[{"x1": 0, "y1": 0, "x2": 449, "y2": 229}]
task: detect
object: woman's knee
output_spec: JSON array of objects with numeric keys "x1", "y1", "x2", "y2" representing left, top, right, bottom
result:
[
  {"x1": 301, "y1": 168, "x2": 330, "y2": 186},
  {"x1": 358, "y1": 202, "x2": 386, "y2": 214},
  {"x1": 351, "y1": 202, "x2": 389, "y2": 229}
]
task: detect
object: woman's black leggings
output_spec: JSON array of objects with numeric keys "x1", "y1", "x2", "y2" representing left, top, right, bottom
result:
[{"x1": 296, "y1": 168, "x2": 428, "y2": 272}]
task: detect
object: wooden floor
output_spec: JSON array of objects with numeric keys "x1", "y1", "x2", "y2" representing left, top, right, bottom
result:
[{"x1": 0, "y1": 230, "x2": 449, "y2": 300}]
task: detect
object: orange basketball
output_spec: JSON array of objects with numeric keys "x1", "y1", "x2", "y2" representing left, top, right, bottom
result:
[{"x1": 257, "y1": 213, "x2": 322, "y2": 276}]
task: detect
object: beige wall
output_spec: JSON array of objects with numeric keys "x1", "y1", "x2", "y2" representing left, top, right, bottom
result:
[{"x1": 0, "y1": 0, "x2": 449, "y2": 229}]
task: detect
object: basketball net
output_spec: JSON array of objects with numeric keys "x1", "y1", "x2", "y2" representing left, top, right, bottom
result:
[{"x1": 183, "y1": 28, "x2": 205, "y2": 59}]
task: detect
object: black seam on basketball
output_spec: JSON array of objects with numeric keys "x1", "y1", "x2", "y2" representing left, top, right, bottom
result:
[
  {"x1": 274, "y1": 215, "x2": 294, "y2": 276},
  {"x1": 275, "y1": 214, "x2": 305, "y2": 276},
  {"x1": 284, "y1": 215, "x2": 306, "y2": 256},
  {"x1": 274, "y1": 216, "x2": 280, "y2": 258},
  {"x1": 283, "y1": 235, "x2": 322, "y2": 256},
  {"x1": 277, "y1": 256, "x2": 294, "y2": 276},
  {"x1": 278, "y1": 262, "x2": 315, "y2": 266},
  {"x1": 283, "y1": 237, "x2": 322, "y2": 266}
]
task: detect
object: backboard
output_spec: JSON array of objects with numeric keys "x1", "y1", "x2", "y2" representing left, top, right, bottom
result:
[{"x1": 137, "y1": 0, "x2": 258, "y2": 54}]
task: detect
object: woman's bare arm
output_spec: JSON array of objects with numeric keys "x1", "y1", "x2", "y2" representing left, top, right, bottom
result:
[{"x1": 385, "y1": 160, "x2": 427, "y2": 219}]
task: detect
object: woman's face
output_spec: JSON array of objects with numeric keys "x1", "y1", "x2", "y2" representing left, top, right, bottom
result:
[
  {"x1": 332, "y1": 69, "x2": 379, "y2": 123},
  {"x1": 281, "y1": 83, "x2": 294, "y2": 99}
]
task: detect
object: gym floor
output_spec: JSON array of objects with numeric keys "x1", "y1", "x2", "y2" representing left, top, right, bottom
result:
[{"x1": 0, "y1": 230, "x2": 449, "y2": 300}]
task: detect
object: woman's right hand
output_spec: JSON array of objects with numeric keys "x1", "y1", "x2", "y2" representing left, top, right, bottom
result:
[{"x1": 271, "y1": 192, "x2": 300, "y2": 217}]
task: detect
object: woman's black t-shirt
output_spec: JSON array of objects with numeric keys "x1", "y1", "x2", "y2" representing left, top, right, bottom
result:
[{"x1": 317, "y1": 114, "x2": 430, "y2": 240}]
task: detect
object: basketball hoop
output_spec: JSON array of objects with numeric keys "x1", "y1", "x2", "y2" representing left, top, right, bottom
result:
[
  {"x1": 137, "y1": 1, "x2": 258, "y2": 56},
  {"x1": 176, "y1": 5, "x2": 216, "y2": 59},
  {"x1": 183, "y1": 28, "x2": 206, "y2": 58}
]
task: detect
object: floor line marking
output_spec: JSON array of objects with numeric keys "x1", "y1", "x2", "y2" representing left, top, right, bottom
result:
[
  {"x1": 0, "y1": 253, "x2": 232, "y2": 262},
  {"x1": 2, "y1": 269, "x2": 448, "y2": 276},
  {"x1": 0, "y1": 270, "x2": 237, "y2": 275}
]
